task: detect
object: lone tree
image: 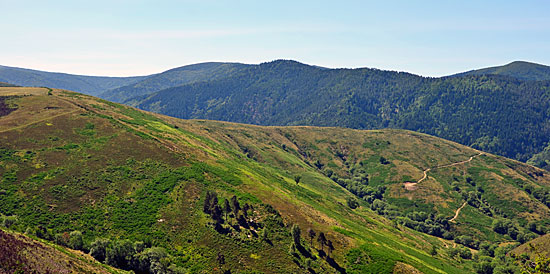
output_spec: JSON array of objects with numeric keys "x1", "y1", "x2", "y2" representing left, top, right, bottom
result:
[
  {"x1": 317, "y1": 232, "x2": 327, "y2": 252},
  {"x1": 203, "y1": 191, "x2": 218, "y2": 214},
  {"x1": 294, "y1": 175, "x2": 301, "y2": 185},
  {"x1": 327, "y1": 240, "x2": 334, "y2": 256},
  {"x1": 291, "y1": 224, "x2": 301, "y2": 246},
  {"x1": 242, "y1": 203, "x2": 250, "y2": 218},
  {"x1": 231, "y1": 195, "x2": 240, "y2": 216},
  {"x1": 307, "y1": 228, "x2": 316, "y2": 246},
  {"x1": 223, "y1": 199, "x2": 231, "y2": 221}
]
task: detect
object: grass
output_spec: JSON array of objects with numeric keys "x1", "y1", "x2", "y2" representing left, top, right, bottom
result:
[{"x1": 1, "y1": 87, "x2": 549, "y2": 273}]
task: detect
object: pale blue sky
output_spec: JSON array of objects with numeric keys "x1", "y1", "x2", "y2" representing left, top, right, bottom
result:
[{"x1": 1, "y1": 0, "x2": 548, "y2": 76}]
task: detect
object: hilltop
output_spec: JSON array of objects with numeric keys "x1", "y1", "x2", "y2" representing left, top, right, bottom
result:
[
  {"x1": 128, "y1": 60, "x2": 550, "y2": 165},
  {"x1": 0, "y1": 65, "x2": 147, "y2": 96},
  {"x1": 3, "y1": 61, "x2": 550, "y2": 169},
  {"x1": 100, "y1": 62, "x2": 248, "y2": 103},
  {"x1": 454, "y1": 61, "x2": 550, "y2": 81},
  {"x1": 1, "y1": 87, "x2": 549, "y2": 273}
]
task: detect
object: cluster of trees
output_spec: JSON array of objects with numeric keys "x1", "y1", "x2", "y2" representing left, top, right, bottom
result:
[
  {"x1": 12, "y1": 223, "x2": 184, "y2": 274},
  {"x1": 87, "y1": 238, "x2": 184, "y2": 273},
  {"x1": 203, "y1": 191, "x2": 254, "y2": 232},
  {"x1": 394, "y1": 212, "x2": 452, "y2": 239},
  {"x1": 523, "y1": 183, "x2": 550, "y2": 208},
  {"x1": 492, "y1": 219, "x2": 538, "y2": 244},
  {"x1": 289, "y1": 225, "x2": 334, "y2": 259}
]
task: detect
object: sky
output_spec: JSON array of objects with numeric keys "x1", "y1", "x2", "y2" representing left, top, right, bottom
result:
[{"x1": 0, "y1": 0, "x2": 549, "y2": 77}]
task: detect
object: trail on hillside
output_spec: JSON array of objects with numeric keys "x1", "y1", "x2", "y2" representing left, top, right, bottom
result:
[
  {"x1": 403, "y1": 152, "x2": 483, "y2": 191},
  {"x1": 449, "y1": 202, "x2": 467, "y2": 223}
]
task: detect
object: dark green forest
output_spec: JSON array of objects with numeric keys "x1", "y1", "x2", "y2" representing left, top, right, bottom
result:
[{"x1": 131, "y1": 60, "x2": 550, "y2": 163}]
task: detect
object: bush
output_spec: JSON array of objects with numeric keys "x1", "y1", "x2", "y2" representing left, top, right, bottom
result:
[
  {"x1": 346, "y1": 197, "x2": 359, "y2": 209},
  {"x1": 69, "y1": 231, "x2": 84, "y2": 251},
  {"x1": 90, "y1": 238, "x2": 111, "y2": 262}
]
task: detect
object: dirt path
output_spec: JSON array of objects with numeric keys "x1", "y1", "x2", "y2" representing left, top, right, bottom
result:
[
  {"x1": 449, "y1": 202, "x2": 467, "y2": 223},
  {"x1": 403, "y1": 152, "x2": 483, "y2": 191}
]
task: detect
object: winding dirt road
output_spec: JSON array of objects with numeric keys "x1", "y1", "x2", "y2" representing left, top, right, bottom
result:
[
  {"x1": 404, "y1": 152, "x2": 483, "y2": 190},
  {"x1": 449, "y1": 202, "x2": 467, "y2": 223},
  {"x1": 403, "y1": 152, "x2": 483, "y2": 221}
]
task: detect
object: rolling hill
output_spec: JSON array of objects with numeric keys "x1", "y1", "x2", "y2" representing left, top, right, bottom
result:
[
  {"x1": 1, "y1": 86, "x2": 549, "y2": 273},
  {"x1": 454, "y1": 61, "x2": 550, "y2": 81},
  {"x1": 4, "y1": 60, "x2": 550, "y2": 171},
  {"x1": 0, "y1": 65, "x2": 148, "y2": 96},
  {"x1": 100, "y1": 62, "x2": 249, "y2": 103},
  {"x1": 0, "y1": 228, "x2": 126, "y2": 274},
  {"x1": 128, "y1": 60, "x2": 550, "y2": 165}
]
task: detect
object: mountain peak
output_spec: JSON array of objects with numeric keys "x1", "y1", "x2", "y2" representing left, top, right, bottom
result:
[{"x1": 454, "y1": 60, "x2": 550, "y2": 81}]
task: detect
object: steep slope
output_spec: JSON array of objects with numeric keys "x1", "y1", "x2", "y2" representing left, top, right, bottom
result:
[
  {"x1": 131, "y1": 60, "x2": 550, "y2": 163},
  {"x1": 1, "y1": 87, "x2": 549, "y2": 273},
  {"x1": 453, "y1": 61, "x2": 550, "y2": 81},
  {"x1": 101, "y1": 62, "x2": 249, "y2": 103},
  {"x1": 0, "y1": 65, "x2": 148, "y2": 96},
  {"x1": 0, "y1": 228, "x2": 126, "y2": 274}
]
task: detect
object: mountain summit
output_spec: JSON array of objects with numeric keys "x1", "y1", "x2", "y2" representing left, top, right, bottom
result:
[{"x1": 453, "y1": 61, "x2": 550, "y2": 81}]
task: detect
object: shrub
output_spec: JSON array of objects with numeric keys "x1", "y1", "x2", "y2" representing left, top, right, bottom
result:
[{"x1": 69, "y1": 231, "x2": 84, "y2": 251}]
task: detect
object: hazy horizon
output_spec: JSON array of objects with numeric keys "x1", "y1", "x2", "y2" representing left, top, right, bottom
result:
[{"x1": 1, "y1": 0, "x2": 549, "y2": 77}]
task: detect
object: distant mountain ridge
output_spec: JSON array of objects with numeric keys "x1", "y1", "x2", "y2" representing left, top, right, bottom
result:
[
  {"x1": 100, "y1": 62, "x2": 249, "y2": 102},
  {"x1": 0, "y1": 65, "x2": 148, "y2": 96},
  {"x1": 453, "y1": 61, "x2": 550, "y2": 81},
  {"x1": 2, "y1": 60, "x2": 550, "y2": 167},
  {"x1": 128, "y1": 59, "x2": 550, "y2": 164}
]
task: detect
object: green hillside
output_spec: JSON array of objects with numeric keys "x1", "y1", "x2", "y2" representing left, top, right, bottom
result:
[
  {"x1": 0, "y1": 228, "x2": 126, "y2": 273},
  {"x1": 100, "y1": 62, "x2": 249, "y2": 103},
  {"x1": 1, "y1": 87, "x2": 549, "y2": 273},
  {"x1": 454, "y1": 61, "x2": 550, "y2": 81},
  {"x1": 130, "y1": 60, "x2": 550, "y2": 164},
  {"x1": 0, "y1": 65, "x2": 147, "y2": 96}
]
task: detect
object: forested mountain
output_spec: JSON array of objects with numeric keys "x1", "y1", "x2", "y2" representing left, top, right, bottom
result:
[
  {"x1": 0, "y1": 82, "x2": 18, "y2": 87},
  {"x1": 3, "y1": 60, "x2": 550, "y2": 167},
  {"x1": 130, "y1": 60, "x2": 550, "y2": 163},
  {"x1": 100, "y1": 62, "x2": 249, "y2": 102},
  {"x1": 0, "y1": 65, "x2": 148, "y2": 96},
  {"x1": 2, "y1": 86, "x2": 549, "y2": 273},
  {"x1": 454, "y1": 61, "x2": 550, "y2": 81}
]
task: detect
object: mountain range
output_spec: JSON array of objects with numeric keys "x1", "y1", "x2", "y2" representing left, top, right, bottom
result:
[
  {"x1": 1, "y1": 86, "x2": 549, "y2": 273},
  {"x1": 1, "y1": 60, "x2": 550, "y2": 171}
]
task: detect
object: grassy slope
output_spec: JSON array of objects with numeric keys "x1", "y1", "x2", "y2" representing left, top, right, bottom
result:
[
  {"x1": 0, "y1": 87, "x2": 549, "y2": 273},
  {"x1": 0, "y1": 228, "x2": 126, "y2": 274}
]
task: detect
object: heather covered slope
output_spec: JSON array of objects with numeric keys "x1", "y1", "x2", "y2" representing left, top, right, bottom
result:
[
  {"x1": 1, "y1": 87, "x2": 549, "y2": 273},
  {"x1": 0, "y1": 228, "x2": 126, "y2": 274}
]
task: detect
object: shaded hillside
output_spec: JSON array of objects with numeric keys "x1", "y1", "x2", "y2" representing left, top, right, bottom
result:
[
  {"x1": 131, "y1": 60, "x2": 550, "y2": 163},
  {"x1": 101, "y1": 62, "x2": 249, "y2": 102},
  {"x1": 454, "y1": 61, "x2": 550, "y2": 81},
  {"x1": 0, "y1": 65, "x2": 147, "y2": 96},
  {"x1": 1, "y1": 87, "x2": 549, "y2": 273},
  {"x1": 0, "y1": 82, "x2": 18, "y2": 87},
  {"x1": 0, "y1": 228, "x2": 125, "y2": 274}
]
